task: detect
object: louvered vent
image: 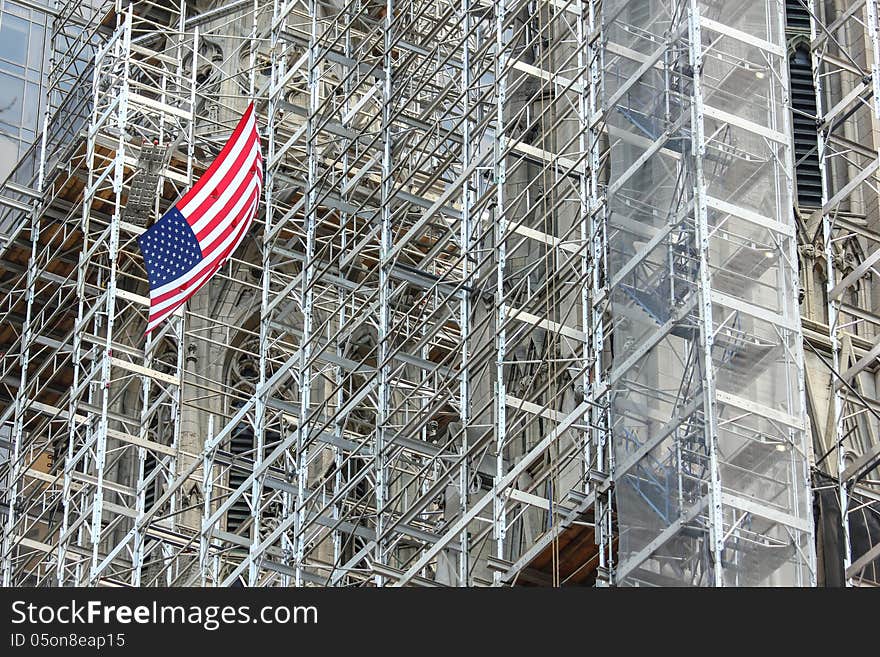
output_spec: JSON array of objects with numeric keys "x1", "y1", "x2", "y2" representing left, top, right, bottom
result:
[
  {"x1": 227, "y1": 418, "x2": 254, "y2": 533},
  {"x1": 789, "y1": 46, "x2": 822, "y2": 208},
  {"x1": 785, "y1": 0, "x2": 811, "y2": 33},
  {"x1": 144, "y1": 451, "x2": 157, "y2": 511}
]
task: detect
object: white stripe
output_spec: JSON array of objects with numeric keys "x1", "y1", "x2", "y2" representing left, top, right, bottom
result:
[
  {"x1": 189, "y1": 141, "x2": 262, "y2": 235},
  {"x1": 148, "y1": 192, "x2": 259, "y2": 319},
  {"x1": 150, "y1": 182, "x2": 261, "y2": 299},
  {"x1": 178, "y1": 111, "x2": 257, "y2": 217},
  {"x1": 197, "y1": 165, "x2": 261, "y2": 251}
]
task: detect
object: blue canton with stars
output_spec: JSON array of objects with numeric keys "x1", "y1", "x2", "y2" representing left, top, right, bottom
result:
[{"x1": 137, "y1": 207, "x2": 202, "y2": 289}]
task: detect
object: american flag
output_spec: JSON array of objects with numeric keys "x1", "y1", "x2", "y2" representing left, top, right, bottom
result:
[{"x1": 138, "y1": 102, "x2": 263, "y2": 333}]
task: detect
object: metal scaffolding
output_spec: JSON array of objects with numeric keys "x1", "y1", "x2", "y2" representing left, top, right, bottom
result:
[
  {"x1": 604, "y1": 0, "x2": 814, "y2": 586},
  {"x1": 809, "y1": 0, "x2": 880, "y2": 585},
  {"x1": 0, "y1": 0, "x2": 875, "y2": 587}
]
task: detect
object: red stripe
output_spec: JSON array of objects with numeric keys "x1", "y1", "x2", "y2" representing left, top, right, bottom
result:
[
  {"x1": 193, "y1": 198, "x2": 259, "y2": 278},
  {"x1": 194, "y1": 154, "x2": 264, "y2": 241},
  {"x1": 200, "y1": 184, "x2": 261, "y2": 259},
  {"x1": 177, "y1": 102, "x2": 255, "y2": 210},
  {"x1": 184, "y1": 129, "x2": 261, "y2": 229},
  {"x1": 148, "y1": 270, "x2": 214, "y2": 326},
  {"x1": 153, "y1": 260, "x2": 223, "y2": 321}
]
